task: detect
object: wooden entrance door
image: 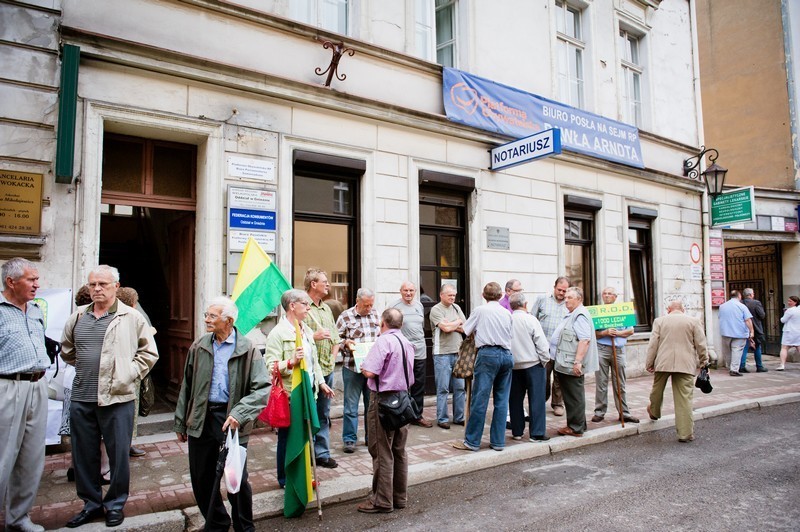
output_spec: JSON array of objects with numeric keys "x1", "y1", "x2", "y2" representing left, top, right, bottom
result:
[{"x1": 164, "y1": 213, "x2": 195, "y2": 401}]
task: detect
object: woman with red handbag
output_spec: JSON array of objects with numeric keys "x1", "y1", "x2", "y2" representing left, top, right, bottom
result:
[{"x1": 264, "y1": 289, "x2": 334, "y2": 488}]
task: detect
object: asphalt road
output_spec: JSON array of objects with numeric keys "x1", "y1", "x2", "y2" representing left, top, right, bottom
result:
[{"x1": 258, "y1": 403, "x2": 800, "y2": 531}]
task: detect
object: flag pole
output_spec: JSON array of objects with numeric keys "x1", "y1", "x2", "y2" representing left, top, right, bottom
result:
[
  {"x1": 295, "y1": 319, "x2": 323, "y2": 520},
  {"x1": 306, "y1": 415, "x2": 323, "y2": 520}
]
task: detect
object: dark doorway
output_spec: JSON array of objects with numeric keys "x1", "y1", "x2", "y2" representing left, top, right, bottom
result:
[
  {"x1": 419, "y1": 187, "x2": 469, "y2": 394},
  {"x1": 100, "y1": 133, "x2": 197, "y2": 402},
  {"x1": 726, "y1": 243, "x2": 782, "y2": 354}
]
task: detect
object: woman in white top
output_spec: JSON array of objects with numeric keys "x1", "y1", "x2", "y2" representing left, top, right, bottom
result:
[{"x1": 778, "y1": 295, "x2": 800, "y2": 371}]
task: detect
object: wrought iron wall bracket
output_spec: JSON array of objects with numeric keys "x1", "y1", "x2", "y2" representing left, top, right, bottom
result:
[
  {"x1": 683, "y1": 145, "x2": 719, "y2": 180},
  {"x1": 315, "y1": 40, "x2": 355, "y2": 88}
]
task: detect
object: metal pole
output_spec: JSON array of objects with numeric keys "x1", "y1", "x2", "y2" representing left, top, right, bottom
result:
[{"x1": 610, "y1": 342, "x2": 625, "y2": 427}]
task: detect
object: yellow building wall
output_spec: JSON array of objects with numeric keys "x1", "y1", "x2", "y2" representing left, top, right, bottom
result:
[{"x1": 696, "y1": 0, "x2": 794, "y2": 189}]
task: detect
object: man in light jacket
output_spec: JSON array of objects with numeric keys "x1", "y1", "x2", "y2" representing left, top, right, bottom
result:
[
  {"x1": 61, "y1": 265, "x2": 158, "y2": 528},
  {"x1": 509, "y1": 293, "x2": 551, "y2": 442},
  {"x1": 645, "y1": 301, "x2": 709, "y2": 443}
]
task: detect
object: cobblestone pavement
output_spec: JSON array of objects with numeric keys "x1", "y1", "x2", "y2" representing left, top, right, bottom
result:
[{"x1": 16, "y1": 360, "x2": 800, "y2": 530}]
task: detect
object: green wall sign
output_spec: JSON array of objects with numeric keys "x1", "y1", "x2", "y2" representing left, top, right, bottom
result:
[
  {"x1": 710, "y1": 186, "x2": 755, "y2": 226},
  {"x1": 586, "y1": 302, "x2": 637, "y2": 330}
]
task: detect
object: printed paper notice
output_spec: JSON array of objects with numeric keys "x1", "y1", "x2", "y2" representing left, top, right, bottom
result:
[{"x1": 353, "y1": 341, "x2": 375, "y2": 373}]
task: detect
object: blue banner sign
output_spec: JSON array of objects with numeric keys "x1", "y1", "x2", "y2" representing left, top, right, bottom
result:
[
  {"x1": 490, "y1": 128, "x2": 561, "y2": 170},
  {"x1": 443, "y1": 68, "x2": 644, "y2": 169},
  {"x1": 229, "y1": 208, "x2": 276, "y2": 230}
]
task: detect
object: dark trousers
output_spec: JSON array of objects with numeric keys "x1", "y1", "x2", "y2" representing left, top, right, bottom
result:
[
  {"x1": 70, "y1": 400, "x2": 134, "y2": 512},
  {"x1": 545, "y1": 360, "x2": 564, "y2": 408},
  {"x1": 188, "y1": 408, "x2": 254, "y2": 532},
  {"x1": 276, "y1": 427, "x2": 288, "y2": 488},
  {"x1": 410, "y1": 358, "x2": 426, "y2": 417},
  {"x1": 556, "y1": 372, "x2": 587, "y2": 434},
  {"x1": 509, "y1": 364, "x2": 547, "y2": 438}
]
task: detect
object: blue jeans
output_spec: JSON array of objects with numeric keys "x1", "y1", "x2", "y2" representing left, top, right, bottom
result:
[
  {"x1": 433, "y1": 354, "x2": 466, "y2": 424},
  {"x1": 740, "y1": 338, "x2": 765, "y2": 369},
  {"x1": 314, "y1": 372, "x2": 334, "y2": 459},
  {"x1": 509, "y1": 364, "x2": 546, "y2": 438},
  {"x1": 463, "y1": 346, "x2": 513, "y2": 450},
  {"x1": 341, "y1": 367, "x2": 370, "y2": 444}
]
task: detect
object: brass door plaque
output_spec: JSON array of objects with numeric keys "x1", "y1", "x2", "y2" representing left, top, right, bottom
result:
[{"x1": 0, "y1": 170, "x2": 43, "y2": 235}]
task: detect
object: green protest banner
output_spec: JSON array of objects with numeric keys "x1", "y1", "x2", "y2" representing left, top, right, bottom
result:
[{"x1": 586, "y1": 302, "x2": 637, "y2": 330}]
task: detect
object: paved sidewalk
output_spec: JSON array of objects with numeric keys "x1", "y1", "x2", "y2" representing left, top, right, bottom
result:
[{"x1": 17, "y1": 360, "x2": 800, "y2": 531}]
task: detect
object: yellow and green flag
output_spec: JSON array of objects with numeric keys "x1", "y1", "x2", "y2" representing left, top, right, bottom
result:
[
  {"x1": 284, "y1": 320, "x2": 320, "y2": 518},
  {"x1": 231, "y1": 237, "x2": 291, "y2": 334}
]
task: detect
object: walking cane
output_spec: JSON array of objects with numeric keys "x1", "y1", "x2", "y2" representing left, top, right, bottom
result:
[
  {"x1": 610, "y1": 343, "x2": 625, "y2": 427},
  {"x1": 306, "y1": 417, "x2": 323, "y2": 520},
  {"x1": 205, "y1": 442, "x2": 229, "y2": 531},
  {"x1": 464, "y1": 377, "x2": 472, "y2": 424}
]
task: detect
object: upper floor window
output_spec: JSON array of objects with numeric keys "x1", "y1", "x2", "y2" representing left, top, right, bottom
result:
[
  {"x1": 414, "y1": 0, "x2": 459, "y2": 66},
  {"x1": 292, "y1": 0, "x2": 348, "y2": 34},
  {"x1": 555, "y1": 1, "x2": 585, "y2": 108},
  {"x1": 619, "y1": 29, "x2": 643, "y2": 127},
  {"x1": 436, "y1": 0, "x2": 457, "y2": 67}
]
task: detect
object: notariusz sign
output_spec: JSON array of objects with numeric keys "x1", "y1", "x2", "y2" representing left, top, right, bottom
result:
[{"x1": 490, "y1": 129, "x2": 561, "y2": 170}]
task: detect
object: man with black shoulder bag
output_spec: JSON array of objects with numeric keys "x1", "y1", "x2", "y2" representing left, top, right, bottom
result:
[{"x1": 358, "y1": 308, "x2": 416, "y2": 514}]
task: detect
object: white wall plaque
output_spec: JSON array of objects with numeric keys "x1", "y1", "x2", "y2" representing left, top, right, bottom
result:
[
  {"x1": 228, "y1": 186, "x2": 276, "y2": 210},
  {"x1": 228, "y1": 156, "x2": 275, "y2": 181},
  {"x1": 228, "y1": 230, "x2": 276, "y2": 252}
]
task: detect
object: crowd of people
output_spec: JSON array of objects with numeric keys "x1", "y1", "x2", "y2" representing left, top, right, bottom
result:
[{"x1": 2, "y1": 257, "x2": 800, "y2": 530}]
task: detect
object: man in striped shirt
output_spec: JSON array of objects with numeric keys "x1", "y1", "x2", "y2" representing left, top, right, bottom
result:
[
  {"x1": 336, "y1": 288, "x2": 380, "y2": 453},
  {"x1": 61, "y1": 265, "x2": 158, "y2": 528}
]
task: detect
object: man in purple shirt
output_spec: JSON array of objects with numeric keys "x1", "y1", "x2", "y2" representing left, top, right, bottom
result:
[
  {"x1": 498, "y1": 279, "x2": 522, "y2": 312},
  {"x1": 357, "y1": 308, "x2": 415, "y2": 514}
]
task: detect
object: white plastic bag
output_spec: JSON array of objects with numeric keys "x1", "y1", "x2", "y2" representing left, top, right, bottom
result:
[{"x1": 224, "y1": 429, "x2": 247, "y2": 494}]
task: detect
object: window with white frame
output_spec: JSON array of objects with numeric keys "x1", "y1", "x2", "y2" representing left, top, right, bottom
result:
[
  {"x1": 555, "y1": 1, "x2": 585, "y2": 108},
  {"x1": 415, "y1": 0, "x2": 434, "y2": 61},
  {"x1": 291, "y1": 0, "x2": 348, "y2": 35},
  {"x1": 619, "y1": 29, "x2": 643, "y2": 127},
  {"x1": 435, "y1": 0, "x2": 457, "y2": 67}
]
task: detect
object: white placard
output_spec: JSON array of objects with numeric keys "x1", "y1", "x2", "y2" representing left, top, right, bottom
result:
[
  {"x1": 228, "y1": 156, "x2": 275, "y2": 181},
  {"x1": 228, "y1": 186, "x2": 276, "y2": 210},
  {"x1": 228, "y1": 230, "x2": 276, "y2": 252},
  {"x1": 690, "y1": 264, "x2": 703, "y2": 280}
]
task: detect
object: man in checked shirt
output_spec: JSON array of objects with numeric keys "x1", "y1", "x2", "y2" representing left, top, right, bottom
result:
[
  {"x1": 0, "y1": 258, "x2": 50, "y2": 532},
  {"x1": 336, "y1": 288, "x2": 381, "y2": 454}
]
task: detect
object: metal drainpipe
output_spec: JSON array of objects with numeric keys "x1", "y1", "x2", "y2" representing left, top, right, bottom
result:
[{"x1": 689, "y1": 0, "x2": 717, "y2": 364}]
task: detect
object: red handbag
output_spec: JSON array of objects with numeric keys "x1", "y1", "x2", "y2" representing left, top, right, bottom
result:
[{"x1": 258, "y1": 361, "x2": 290, "y2": 428}]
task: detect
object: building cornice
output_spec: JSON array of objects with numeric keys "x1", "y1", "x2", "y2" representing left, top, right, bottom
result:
[{"x1": 61, "y1": 27, "x2": 702, "y2": 195}]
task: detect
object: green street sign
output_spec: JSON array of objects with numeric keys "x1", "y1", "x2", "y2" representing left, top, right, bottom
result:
[
  {"x1": 710, "y1": 186, "x2": 755, "y2": 226},
  {"x1": 586, "y1": 302, "x2": 637, "y2": 330}
]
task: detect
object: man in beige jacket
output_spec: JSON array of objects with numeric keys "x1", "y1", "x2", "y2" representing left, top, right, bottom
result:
[{"x1": 645, "y1": 301, "x2": 709, "y2": 443}]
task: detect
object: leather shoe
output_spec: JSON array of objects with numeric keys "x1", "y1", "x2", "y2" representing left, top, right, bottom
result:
[
  {"x1": 411, "y1": 417, "x2": 433, "y2": 428},
  {"x1": 591, "y1": 415, "x2": 604, "y2": 423},
  {"x1": 316, "y1": 456, "x2": 338, "y2": 468},
  {"x1": 646, "y1": 404, "x2": 659, "y2": 420},
  {"x1": 452, "y1": 420, "x2": 465, "y2": 426},
  {"x1": 530, "y1": 435, "x2": 550, "y2": 442},
  {"x1": 66, "y1": 508, "x2": 105, "y2": 528},
  {"x1": 343, "y1": 441, "x2": 355, "y2": 453},
  {"x1": 105, "y1": 509, "x2": 124, "y2": 527},
  {"x1": 757, "y1": 367, "x2": 768, "y2": 372},
  {"x1": 678, "y1": 435, "x2": 695, "y2": 443},
  {"x1": 739, "y1": 367, "x2": 750, "y2": 373},
  {"x1": 729, "y1": 370, "x2": 742, "y2": 377},
  {"x1": 557, "y1": 426, "x2": 583, "y2": 437},
  {"x1": 357, "y1": 501, "x2": 393, "y2": 514},
  {"x1": 129, "y1": 445, "x2": 146, "y2": 457},
  {"x1": 437, "y1": 421, "x2": 451, "y2": 429},
  {"x1": 620, "y1": 415, "x2": 640, "y2": 424},
  {"x1": 552, "y1": 406, "x2": 565, "y2": 416}
]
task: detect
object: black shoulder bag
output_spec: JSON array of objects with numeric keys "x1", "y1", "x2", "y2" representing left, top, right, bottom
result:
[{"x1": 375, "y1": 335, "x2": 420, "y2": 431}]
